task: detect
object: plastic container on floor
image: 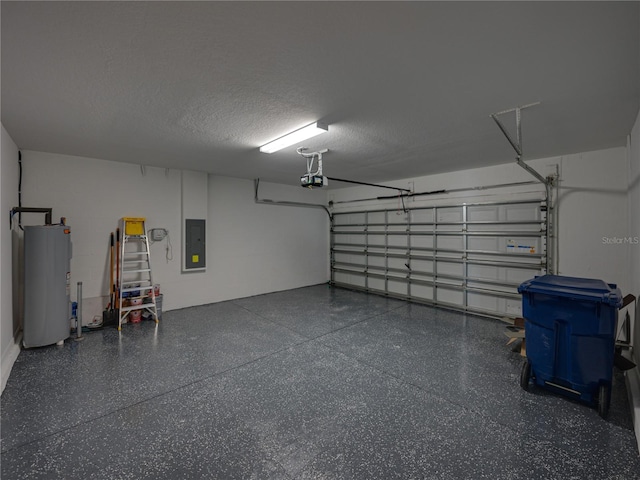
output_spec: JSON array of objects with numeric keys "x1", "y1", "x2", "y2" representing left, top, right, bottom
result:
[
  {"x1": 129, "y1": 310, "x2": 142, "y2": 323},
  {"x1": 518, "y1": 274, "x2": 623, "y2": 417},
  {"x1": 130, "y1": 297, "x2": 143, "y2": 306}
]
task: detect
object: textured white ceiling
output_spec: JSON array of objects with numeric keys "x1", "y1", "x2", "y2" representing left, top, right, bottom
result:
[{"x1": 2, "y1": 1, "x2": 639, "y2": 187}]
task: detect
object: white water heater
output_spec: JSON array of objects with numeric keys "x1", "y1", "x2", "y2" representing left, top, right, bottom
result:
[{"x1": 23, "y1": 225, "x2": 72, "y2": 348}]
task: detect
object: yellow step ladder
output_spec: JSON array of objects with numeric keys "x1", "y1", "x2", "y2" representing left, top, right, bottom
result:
[{"x1": 118, "y1": 217, "x2": 158, "y2": 330}]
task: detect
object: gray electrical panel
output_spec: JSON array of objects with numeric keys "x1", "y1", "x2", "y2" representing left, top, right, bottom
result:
[
  {"x1": 185, "y1": 219, "x2": 205, "y2": 269},
  {"x1": 23, "y1": 225, "x2": 72, "y2": 348}
]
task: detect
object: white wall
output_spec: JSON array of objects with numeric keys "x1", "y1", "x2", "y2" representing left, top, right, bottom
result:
[
  {"x1": 181, "y1": 170, "x2": 208, "y2": 272},
  {"x1": 555, "y1": 148, "x2": 629, "y2": 290},
  {"x1": 629, "y1": 109, "x2": 640, "y2": 363},
  {"x1": 626, "y1": 106, "x2": 640, "y2": 457},
  {"x1": 170, "y1": 176, "x2": 330, "y2": 306},
  {"x1": 330, "y1": 146, "x2": 630, "y2": 294},
  {"x1": 19, "y1": 150, "x2": 329, "y2": 318},
  {"x1": 1, "y1": 125, "x2": 20, "y2": 392}
]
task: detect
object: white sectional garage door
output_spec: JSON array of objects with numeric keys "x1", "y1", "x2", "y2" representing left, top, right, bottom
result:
[{"x1": 331, "y1": 199, "x2": 549, "y2": 318}]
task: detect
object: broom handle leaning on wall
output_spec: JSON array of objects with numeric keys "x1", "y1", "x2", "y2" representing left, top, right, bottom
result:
[{"x1": 116, "y1": 227, "x2": 120, "y2": 305}]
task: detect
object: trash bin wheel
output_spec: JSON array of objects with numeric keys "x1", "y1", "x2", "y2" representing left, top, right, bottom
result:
[
  {"x1": 520, "y1": 360, "x2": 531, "y2": 391},
  {"x1": 597, "y1": 384, "x2": 610, "y2": 419}
]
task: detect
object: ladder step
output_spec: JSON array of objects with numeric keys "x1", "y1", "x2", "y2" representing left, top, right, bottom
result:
[
  {"x1": 121, "y1": 280, "x2": 151, "y2": 286},
  {"x1": 120, "y1": 305, "x2": 157, "y2": 314},
  {"x1": 121, "y1": 285, "x2": 153, "y2": 293},
  {"x1": 123, "y1": 252, "x2": 149, "y2": 256},
  {"x1": 123, "y1": 268, "x2": 151, "y2": 273}
]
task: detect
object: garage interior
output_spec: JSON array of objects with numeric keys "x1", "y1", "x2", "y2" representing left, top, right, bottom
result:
[{"x1": 1, "y1": 1, "x2": 640, "y2": 478}]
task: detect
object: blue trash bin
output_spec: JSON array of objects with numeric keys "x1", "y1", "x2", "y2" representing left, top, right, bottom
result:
[{"x1": 517, "y1": 274, "x2": 622, "y2": 417}]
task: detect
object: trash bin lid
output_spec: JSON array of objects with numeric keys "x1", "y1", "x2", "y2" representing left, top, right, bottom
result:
[{"x1": 518, "y1": 274, "x2": 622, "y2": 307}]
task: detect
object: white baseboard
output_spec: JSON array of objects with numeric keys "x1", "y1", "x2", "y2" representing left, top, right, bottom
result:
[
  {"x1": 626, "y1": 364, "x2": 640, "y2": 455},
  {"x1": 1, "y1": 332, "x2": 22, "y2": 394}
]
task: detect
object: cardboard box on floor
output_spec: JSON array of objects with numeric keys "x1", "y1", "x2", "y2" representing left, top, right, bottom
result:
[{"x1": 503, "y1": 317, "x2": 526, "y2": 357}]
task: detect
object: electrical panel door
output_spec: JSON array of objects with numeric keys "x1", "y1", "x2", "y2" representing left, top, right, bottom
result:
[{"x1": 185, "y1": 219, "x2": 205, "y2": 269}]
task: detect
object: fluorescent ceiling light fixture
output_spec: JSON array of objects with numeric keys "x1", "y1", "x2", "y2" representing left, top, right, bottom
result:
[{"x1": 260, "y1": 122, "x2": 328, "y2": 154}]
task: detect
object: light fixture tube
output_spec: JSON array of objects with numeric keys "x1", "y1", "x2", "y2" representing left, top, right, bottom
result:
[{"x1": 260, "y1": 122, "x2": 328, "y2": 154}]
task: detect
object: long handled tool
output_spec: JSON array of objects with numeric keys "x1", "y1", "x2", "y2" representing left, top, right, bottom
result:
[
  {"x1": 116, "y1": 227, "x2": 121, "y2": 307},
  {"x1": 109, "y1": 232, "x2": 114, "y2": 309}
]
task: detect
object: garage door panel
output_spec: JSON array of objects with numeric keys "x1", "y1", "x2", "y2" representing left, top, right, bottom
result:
[
  {"x1": 331, "y1": 198, "x2": 547, "y2": 318},
  {"x1": 387, "y1": 225, "x2": 406, "y2": 233},
  {"x1": 505, "y1": 204, "x2": 541, "y2": 222},
  {"x1": 368, "y1": 212, "x2": 386, "y2": 224},
  {"x1": 388, "y1": 257, "x2": 409, "y2": 271},
  {"x1": 334, "y1": 252, "x2": 364, "y2": 266},
  {"x1": 388, "y1": 212, "x2": 408, "y2": 224},
  {"x1": 368, "y1": 256, "x2": 386, "y2": 268},
  {"x1": 468, "y1": 264, "x2": 500, "y2": 280},
  {"x1": 411, "y1": 284, "x2": 434, "y2": 301},
  {"x1": 437, "y1": 287, "x2": 464, "y2": 305},
  {"x1": 467, "y1": 292, "x2": 500, "y2": 312},
  {"x1": 410, "y1": 209, "x2": 434, "y2": 223},
  {"x1": 368, "y1": 225, "x2": 386, "y2": 234},
  {"x1": 506, "y1": 267, "x2": 539, "y2": 284},
  {"x1": 411, "y1": 236, "x2": 434, "y2": 249},
  {"x1": 334, "y1": 233, "x2": 364, "y2": 246},
  {"x1": 367, "y1": 235, "x2": 386, "y2": 248},
  {"x1": 388, "y1": 235, "x2": 408, "y2": 248},
  {"x1": 437, "y1": 261, "x2": 463, "y2": 277},
  {"x1": 335, "y1": 271, "x2": 365, "y2": 288},
  {"x1": 437, "y1": 235, "x2": 463, "y2": 250},
  {"x1": 468, "y1": 237, "x2": 500, "y2": 251},
  {"x1": 506, "y1": 236, "x2": 542, "y2": 255},
  {"x1": 388, "y1": 279, "x2": 407, "y2": 296},
  {"x1": 368, "y1": 277, "x2": 385, "y2": 291},
  {"x1": 411, "y1": 259, "x2": 433, "y2": 274},
  {"x1": 334, "y1": 213, "x2": 365, "y2": 226},
  {"x1": 437, "y1": 207, "x2": 463, "y2": 222},
  {"x1": 467, "y1": 206, "x2": 499, "y2": 222}
]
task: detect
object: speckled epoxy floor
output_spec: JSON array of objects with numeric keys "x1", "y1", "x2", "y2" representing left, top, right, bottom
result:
[{"x1": 2, "y1": 285, "x2": 639, "y2": 479}]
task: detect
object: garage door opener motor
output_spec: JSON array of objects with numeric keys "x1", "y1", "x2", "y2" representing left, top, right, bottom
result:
[{"x1": 298, "y1": 147, "x2": 329, "y2": 188}]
